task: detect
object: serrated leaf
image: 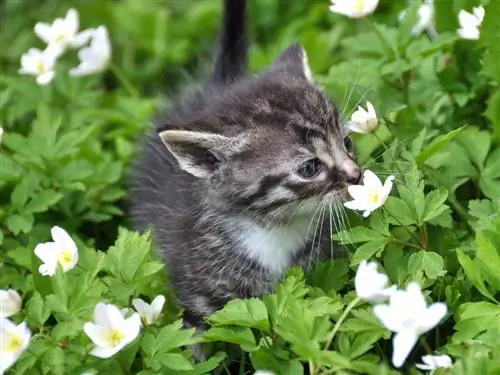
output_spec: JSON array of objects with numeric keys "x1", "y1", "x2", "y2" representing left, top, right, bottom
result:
[
  {"x1": 350, "y1": 239, "x2": 388, "y2": 266},
  {"x1": 408, "y1": 251, "x2": 445, "y2": 279},
  {"x1": 333, "y1": 227, "x2": 385, "y2": 244},
  {"x1": 204, "y1": 326, "x2": 256, "y2": 352},
  {"x1": 416, "y1": 126, "x2": 466, "y2": 165},
  {"x1": 207, "y1": 298, "x2": 269, "y2": 331},
  {"x1": 456, "y1": 250, "x2": 497, "y2": 303},
  {"x1": 423, "y1": 189, "x2": 449, "y2": 222},
  {"x1": 25, "y1": 190, "x2": 63, "y2": 214},
  {"x1": 26, "y1": 292, "x2": 50, "y2": 327},
  {"x1": 51, "y1": 320, "x2": 84, "y2": 341}
]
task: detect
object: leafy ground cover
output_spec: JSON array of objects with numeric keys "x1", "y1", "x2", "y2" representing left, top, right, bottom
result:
[{"x1": 1, "y1": 0, "x2": 499, "y2": 374}]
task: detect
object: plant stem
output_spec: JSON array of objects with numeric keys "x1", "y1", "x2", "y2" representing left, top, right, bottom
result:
[
  {"x1": 323, "y1": 297, "x2": 361, "y2": 351},
  {"x1": 109, "y1": 63, "x2": 139, "y2": 97},
  {"x1": 420, "y1": 336, "x2": 433, "y2": 354}
]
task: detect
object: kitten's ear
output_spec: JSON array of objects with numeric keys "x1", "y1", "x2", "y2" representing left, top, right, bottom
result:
[
  {"x1": 159, "y1": 130, "x2": 236, "y2": 178},
  {"x1": 268, "y1": 43, "x2": 313, "y2": 82}
]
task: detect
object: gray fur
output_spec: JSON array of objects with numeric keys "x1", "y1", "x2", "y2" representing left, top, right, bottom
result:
[{"x1": 130, "y1": 0, "x2": 361, "y2": 354}]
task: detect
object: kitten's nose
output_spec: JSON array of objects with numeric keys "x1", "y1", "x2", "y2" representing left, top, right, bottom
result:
[{"x1": 341, "y1": 159, "x2": 361, "y2": 185}]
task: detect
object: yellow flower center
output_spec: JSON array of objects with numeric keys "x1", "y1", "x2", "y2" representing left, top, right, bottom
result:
[
  {"x1": 35, "y1": 59, "x2": 46, "y2": 74},
  {"x1": 58, "y1": 249, "x2": 74, "y2": 268},
  {"x1": 103, "y1": 328, "x2": 124, "y2": 347},
  {"x1": 52, "y1": 33, "x2": 65, "y2": 43},
  {"x1": 3, "y1": 332, "x2": 23, "y2": 353},
  {"x1": 368, "y1": 190, "x2": 380, "y2": 205},
  {"x1": 353, "y1": 0, "x2": 365, "y2": 12}
]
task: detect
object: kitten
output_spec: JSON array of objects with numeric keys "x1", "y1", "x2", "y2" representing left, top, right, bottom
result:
[{"x1": 131, "y1": 0, "x2": 361, "y2": 355}]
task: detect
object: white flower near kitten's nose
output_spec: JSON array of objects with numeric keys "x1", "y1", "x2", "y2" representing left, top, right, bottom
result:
[
  {"x1": 18, "y1": 46, "x2": 61, "y2": 85},
  {"x1": 84, "y1": 303, "x2": 141, "y2": 358},
  {"x1": 355, "y1": 261, "x2": 395, "y2": 303},
  {"x1": 34, "y1": 8, "x2": 93, "y2": 50},
  {"x1": 0, "y1": 290, "x2": 22, "y2": 318},
  {"x1": 373, "y1": 283, "x2": 448, "y2": 368},
  {"x1": 132, "y1": 295, "x2": 165, "y2": 326},
  {"x1": 344, "y1": 170, "x2": 394, "y2": 217},
  {"x1": 416, "y1": 354, "x2": 453, "y2": 374},
  {"x1": 0, "y1": 319, "x2": 31, "y2": 375},
  {"x1": 329, "y1": 0, "x2": 379, "y2": 19},
  {"x1": 348, "y1": 101, "x2": 378, "y2": 134},
  {"x1": 69, "y1": 26, "x2": 111, "y2": 76},
  {"x1": 34, "y1": 226, "x2": 78, "y2": 276},
  {"x1": 457, "y1": 6, "x2": 485, "y2": 40}
]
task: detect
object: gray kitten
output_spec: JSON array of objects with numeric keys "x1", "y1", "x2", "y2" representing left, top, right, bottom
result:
[{"x1": 131, "y1": 0, "x2": 361, "y2": 349}]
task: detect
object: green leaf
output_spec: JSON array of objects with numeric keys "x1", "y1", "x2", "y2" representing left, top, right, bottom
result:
[
  {"x1": 416, "y1": 126, "x2": 466, "y2": 165},
  {"x1": 6, "y1": 213, "x2": 34, "y2": 235},
  {"x1": 51, "y1": 320, "x2": 84, "y2": 341},
  {"x1": 50, "y1": 267, "x2": 69, "y2": 314},
  {"x1": 476, "y1": 235, "x2": 500, "y2": 289},
  {"x1": 208, "y1": 298, "x2": 269, "y2": 331},
  {"x1": 423, "y1": 189, "x2": 449, "y2": 222},
  {"x1": 407, "y1": 251, "x2": 446, "y2": 279},
  {"x1": 10, "y1": 173, "x2": 38, "y2": 210},
  {"x1": 350, "y1": 239, "x2": 388, "y2": 266},
  {"x1": 333, "y1": 227, "x2": 385, "y2": 244},
  {"x1": 155, "y1": 320, "x2": 199, "y2": 353},
  {"x1": 383, "y1": 197, "x2": 416, "y2": 226},
  {"x1": 204, "y1": 326, "x2": 257, "y2": 352},
  {"x1": 26, "y1": 292, "x2": 51, "y2": 327},
  {"x1": 156, "y1": 353, "x2": 193, "y2": 371},
  {"x1": 41, "y1": 347, "x2": 65, "y2": 375},
  {"x1": 456, "y1": 249, "x2": 498, "y2": 303},
  {"x1": 25, "y1": 190, "x2": 63, "y2": 214}
]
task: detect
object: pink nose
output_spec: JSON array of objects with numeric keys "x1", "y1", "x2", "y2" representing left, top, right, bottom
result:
[{"x1": 341, "y1": 159, "x2": 361, "y2": 184}]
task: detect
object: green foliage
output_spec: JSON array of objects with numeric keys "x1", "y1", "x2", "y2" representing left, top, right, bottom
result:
[{"x1": 1, "y1": 0, "x2": 500, "y2": 374}]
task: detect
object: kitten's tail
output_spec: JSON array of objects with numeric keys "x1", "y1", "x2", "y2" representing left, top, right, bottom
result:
[{"x1": 212, "y1": 0, "x2": 248, "y2": 85}]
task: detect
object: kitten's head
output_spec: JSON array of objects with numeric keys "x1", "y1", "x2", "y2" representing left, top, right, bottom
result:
[{"x1": 160, "y1": 44, "x2": 361, "y2": 223}]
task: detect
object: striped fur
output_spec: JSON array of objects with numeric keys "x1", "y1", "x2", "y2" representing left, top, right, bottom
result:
[{"x1": 130, "y1": 0, "x2": 361, "y2": 360}]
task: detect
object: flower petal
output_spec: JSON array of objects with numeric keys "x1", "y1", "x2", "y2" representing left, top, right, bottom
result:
[
  {"x1": 362, "y1": 170, "x2": 383, "y2": 190},
  {"x1": 51, "y1": 226, "x2": 77, "y2": 253},
  {"x1": 70, "y1": 29, "x2": 94, "y2": 48},
  {"x1": 418, "y1": 302, "x2": 447, "y2": 334},
  {"x1": 65, "y1": 8, "x2": 79, "y2": 36},
  {"x1": 83, "y1": 323, "x2": 110, "y2": 348},
  {"x1": 151, "y1": 295, "x2": 166, "y2": 316},
  {"x1": 36, "y1": 71, "x2": 55, "y2": 85},
  {"x1": 34, "y1": 23, "x2": 52, "y2": 43},
  {"x1": 373, "y1": 304, "x2": 402, "y2": 332},
  {"x1": 89, "y1": 344, "x2": 123, "y2": 359},
  {"x1": 392, "y1": 329, "x2": 418, "y2": 368},
  {"x1": 123, "y1": 313, "x2": 141, "y2": 345}
]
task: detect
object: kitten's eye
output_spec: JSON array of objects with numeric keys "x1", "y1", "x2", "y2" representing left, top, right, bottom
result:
[
  {"x1": 297, "y1": 158, "x2": 324, "y2": 178},
  {"x1": 343, "y1": 136, "x2": 353, "y2": 150}
]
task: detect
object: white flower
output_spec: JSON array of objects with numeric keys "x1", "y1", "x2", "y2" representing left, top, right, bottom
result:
[
  {"x1": 348, "y1": 101, "x2": 378, "y2": 133},
  {"x1": 34, "y1": 8, "x2": 93, "y2": 50},
  {"x1": 0, "y1": 319, "x2": 31, "y2": 375},
  {"x1": 457, "y1": 6, "x2": 485, "y2": 40},
  {"x1": 344, "y1": 170, "x2": 394, "y2": 217},
  {"x1": 373, "y1": 283, "x2": 448, "y2": 368},
  {"x1": 34, "y1": 226, "x2": 78, "y2": 276},
  {"x1": 0, "y1": 290, "x2": 22, "y2": 318},
  {"x1": 0, "y1": 127, "x2": 3, "y2": 145},
  {"x1": 69, "y1": 26, "x2": 111, "y2": 76},
  {"x1": 84, "y1": 303, "x2": 141, "y2": 358},
  {"x1": 329, "y1": 0, "x2": 379, "y2": 19},
  {"x1": 399, "y1": 1, "x2": 437, "y2": 37},
  {"x1": 355, "y1": 261, "x2": 395, "y2": 302},
  {"x1": 253, "y1": 372, "x2": 275, "y2": 375},
  {"x1": 18, "y1": 46, "x2": 61, "y2": 85},
  {"x1": 416, "y1": 354, "x2": 453, "y2": 374},
  {"x1": 132, "y1": 295, "x2": 165, "y2": 326}
]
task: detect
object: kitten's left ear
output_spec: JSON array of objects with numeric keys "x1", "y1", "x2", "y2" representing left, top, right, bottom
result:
[
  {"x1": 268, "y1": 43, "x2": 313, "y2": 82},
  {"x1": 159, "y1": 130, "x2": 238, "y2": 178}
]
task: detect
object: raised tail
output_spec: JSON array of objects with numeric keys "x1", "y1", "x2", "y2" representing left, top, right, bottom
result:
[{"x1": 212, "y1": 0, "x2": 248, "y2": 85}]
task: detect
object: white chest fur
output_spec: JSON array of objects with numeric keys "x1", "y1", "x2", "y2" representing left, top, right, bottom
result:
[{"x1": 233, "y1": 215, "x2": 315, "y2": 278}]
